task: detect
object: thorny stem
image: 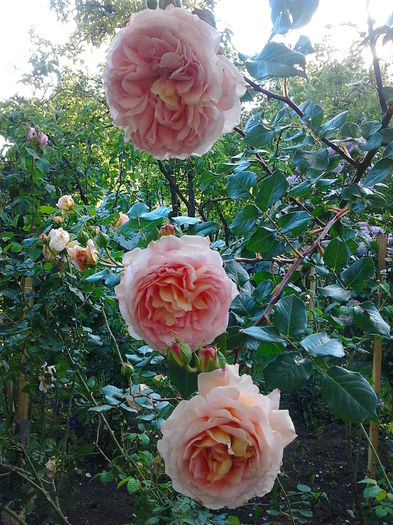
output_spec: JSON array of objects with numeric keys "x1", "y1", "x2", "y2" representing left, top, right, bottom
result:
[
  {"x1": 243, "y1": 76, "x2": 358, "y2": 167},
  {"x1": 253, "y1": 208, "x2": 349, "y2": 326}
]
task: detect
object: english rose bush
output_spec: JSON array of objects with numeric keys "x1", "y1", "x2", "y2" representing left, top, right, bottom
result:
[
  {"x1": 103, "y1": 6, "x2": 245, "y2": 159},
  {"x1": 157, "y1": 364, "x2": 296, "y2": 509},
  {"x1": 115, "y1": 234, "x2": 238, "y2": 353}
]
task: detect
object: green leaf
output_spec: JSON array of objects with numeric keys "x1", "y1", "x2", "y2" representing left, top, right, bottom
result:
[
  {"x1": 340, "y1": 257, "x2": 375, "y2": 291},
  {"x1": 321, "y1": 366, "x2": 378, "y2": 423},
  {"x1": 317, "y1": 111, "x2": 348, "y2": 137},
  {"x1": 294, "y1": 35, "x2": 314, "y2": 55},
  {"x1": 273, "y1": 295, "x2": 307, "y2": 337},
  {"x1": 300, "y1": 332, "x2": 344, "y2": 357},
  {"x1": 382, "y1": 141, "x2": 393, "y2": 158},
  {"x1": 225, "y1": 261, "x2": 249, "y2": 288},
  {"x1": 242, "y1": 326, "x2": 285, "y2": 343},
  {"x1": 172, "y1": 216, "x2": 200, "y2": 226},
  {"x1": 293, "y1": 149, "x2": 329, "y2": 171},
  {"x1": 39, "y1": 205, "x2": 57, "y2": 214},
  {"x1": 301, "y1": 100, "x2": 324, "y2": 127},
  {"x1": 127, "y1": 478, "x2": 141, "y2": 495},
  {"x1": 230, "y1": 205, "x2": 260, "y2": 235},
  {"x1": 247, "y1": 227, "x2": 285, "y2": 258},
  {"x1": 264, "y1": 352, "x2": 312, "y2": 393},
  {"x1": 353, "y1": 301, "x2": 390, "y2": 337},
  {"x1": 168, "y1": 364, "x2": 198, "y2": 398},
  {"x1": 270, "y1": 0, "x2": 319, "y2": 36},
  {"x1": 189, "y1": 221, "x2": 219, "y2": 237},
  {"x1": 278, "y1": 211, "x2": 312, "y2": 234},
  {"x1": 141, "y1": 206, "x2": 171, "y2": 221},
  {"x1": 244, "y1": 114, "x2": 275, "y2": 147},
  {"x1": 226, "y1": 171, "x2": 257, "y2": 199},
  {"x1": 246, "y1": 42, "x2": 306, "y2": 81},
  {"x1": 318, "y1": 284, "x2": 351, "y2": 302},
  {"x1": 254, "y1": 280, "x2": 274, "y2": 302},
  {"x1": 364, "y1": 158, "x2": 393, "y2": 187},
  {"x1": 127, "y1": 202, "x2": 148, "y2": 218},
  {"x1": 324, "y1": 238, "x2": 350, "y2": 271},
  {"x1": 256, "y1": 171, "x2": 288, "y2": 211}
]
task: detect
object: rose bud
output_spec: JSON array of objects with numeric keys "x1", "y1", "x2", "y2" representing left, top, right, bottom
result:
[
  {"x1": 159, "y1": 223, "x2": 175, "y2": 237},
  {"x1": 40, "y1": 233, "x2": 48, "y2": 243},
  {"x1": 114, "y1": 212, "x2": 129, "y2": 232},
  {"x1": 167, "y1": 341, "x2": 192, "y2": 368},
  {"x1": 196, "y1": 346, "x2": 225, "y2": 372},
  {"x1": 57, "y1": 195, "x2": 75, "y2": 211},
  {"x1": 121, "y1": 362, "x2": 135, "y2": 377},
  {"x1": 53, "y1": 216, "x2": 63, "y2": 224},
  {"x1": 45, "y1": 458, "x2": 56, "y2": 479}
]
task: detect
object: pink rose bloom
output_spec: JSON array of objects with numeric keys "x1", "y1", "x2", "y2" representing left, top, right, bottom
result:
[
  {"x1": 103, "y1": 7, "x2": 245, "y2": 159},
  {"x1": 115, "y1": 235, "x2": 238, "y2": 353},
  {"x1": 38, "y1": 132, "x2": 48, "y2": 147},
  {"x1": 157, "y1": 365, "x2": 296, "y2": 509}
]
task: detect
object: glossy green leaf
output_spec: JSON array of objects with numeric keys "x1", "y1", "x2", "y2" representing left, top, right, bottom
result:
[
  {"x1": 340, "y1": 257, "x2": 375, "y2": 291},
  {"x1": 256, "y1": 171, "x2": 288, "y2": 211},
  {"x1": 364, "y1": 158, "x2": 393, "y2": 187},
  {"x1": 242, "y1": 326, "x2": 285, "y2": 343},
  {"x1": 318, "y1": 284, "x2": 351, "y2": 302},
  {"x1": 353, "y1": 301, "x2": 390, "y2": 337},
  {"x1": 226, "y1": 171, "x2": 257, "y2": 199},
  {"x1": 293, "y1": 149, "x2": 329, "y2": 171},
  {"x1": 264, "y1": 352, "x2": 312, "y2": 393},
  {"x1": 246, "y1": 42, "x2": 306, "y2": 81},
  {"x1": 317, "y1": 111, "x2": 348, "y2": 137},
  {"x1": 300, "y1": 332, "x2": 344, "y2": 357},
  {"x1": 324, "y1": 238, "x2": 350, "y2": 271},
  {"x1": 127, "y1": 478, "x2": 141, "y2": 495},
  {"x1": 230, "y1": 205, "x2": 260, "y2": 234},
  {"x1": 273, "y1": 295, "x2": 307, "y2": 337},
  {"x1": 321, "y1": 366, "x2": 378, "y2": 423},
  {"x1": 168, "y1": 364, "x2": 198, "y2": 399}
]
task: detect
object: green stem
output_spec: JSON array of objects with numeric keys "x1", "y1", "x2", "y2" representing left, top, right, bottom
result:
[
  {"x1": 277, "y1": 476, "x2": 295, "y2": 525},
  {"x1": 1, "y1": 506, "x2": 28, "y2": 525},
  {"x1": 360, "y1": 423, "x2": 393, "y2": 493}
]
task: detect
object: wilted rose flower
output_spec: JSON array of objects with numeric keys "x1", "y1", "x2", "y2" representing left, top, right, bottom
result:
[
  {"x1": 45, "y1": 458, "x2": 56, "y2": 479},
  {"x1": 48, "y1": 228, "x2": 70, "y2": 253},
  {"x1": 38, "y1": 131, "x2": 48, "y2": 147},
  {"x1": 157, "y1": 364, "x2": 296, "y2": 509},
  {"x1": 67, "y1": 239, "x2": 98, "y2": 271},
  {"x1": 103, "y1": 7, "x2": 245, "y2": 159},
  {"x1": 114, "y1": 212, "x2": 129, "y2": 231},
  {"x1": 115, "y1": 235, "x2": 238, "y2": 353},
  {"x1": 57, "y1": 195, "x2": 75, "y2": 211},
  {"x1": 39, "y1": 363, "x2": 56, "y2": 393},
  {"x1": 28, "y1": 127, "x2": 36, "y2": 140}
]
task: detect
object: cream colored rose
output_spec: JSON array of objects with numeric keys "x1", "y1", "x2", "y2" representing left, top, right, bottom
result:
[
  {"x1": 56, "y1": 195, "x2": 75, "y2": 211},
  {"x1": 48, "y1": 228, "x2": 70, "y2": 253},
  {"x1": 157, "y1": 365, "x2": 296, "y2": 509}
]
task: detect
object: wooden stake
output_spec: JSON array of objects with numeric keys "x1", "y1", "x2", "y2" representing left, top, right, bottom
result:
[
  {"x1": 367, "y1": 235, "x2": 387, "y2": 478},
  {"x1": 15, "y1": 276, "x2": 33, "y2": 443}
]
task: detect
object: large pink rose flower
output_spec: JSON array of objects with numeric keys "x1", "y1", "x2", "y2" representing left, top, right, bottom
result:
[
  {"x1": 115, "y1": 235, "x2": 237, "y2": 353},
  {"x1": 103, "y1": 7, "x2": 245, "y2": 159},
  {"x1": 157, "y1": 365, "x2": 296, "y2": 509}
]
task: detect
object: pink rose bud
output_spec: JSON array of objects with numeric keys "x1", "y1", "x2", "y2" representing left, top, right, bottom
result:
[
  {"x1": 56, "y1": 195, "x2": 75, "y2": 211},
  {"x1": 196, "y1": 346, "x2": 225, "y2": 372},
  {"x1": 28, "y1": 127, "x2": 36, "y2": 140},
  {"x1": 159, "y1": 223, "x2": 175, "y2": 237},
  {"x1": 40, "y1": 233, "x2": 47, "y2": 243},
  {"x1": 114, "y1": 212, "x2": 129, "y2": 231},
  {"x1": 167, "y1": 341, "x2": 192, "y2": 368},
  {"x1": 38, "y1": 132, "x2": 48, "y2": 147}
]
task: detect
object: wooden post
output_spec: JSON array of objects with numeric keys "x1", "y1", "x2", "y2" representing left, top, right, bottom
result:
[
  {"x1": 15, "y1": 276, "x2": 33, "y2": 444},
  {"x1": 367, "y1": 235, "x2": 387, "y2": 478}
]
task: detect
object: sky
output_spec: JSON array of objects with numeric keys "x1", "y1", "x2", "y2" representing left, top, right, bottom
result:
[{"x1": 0, "y1": 0, "x2": 392, "y2": 102}]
